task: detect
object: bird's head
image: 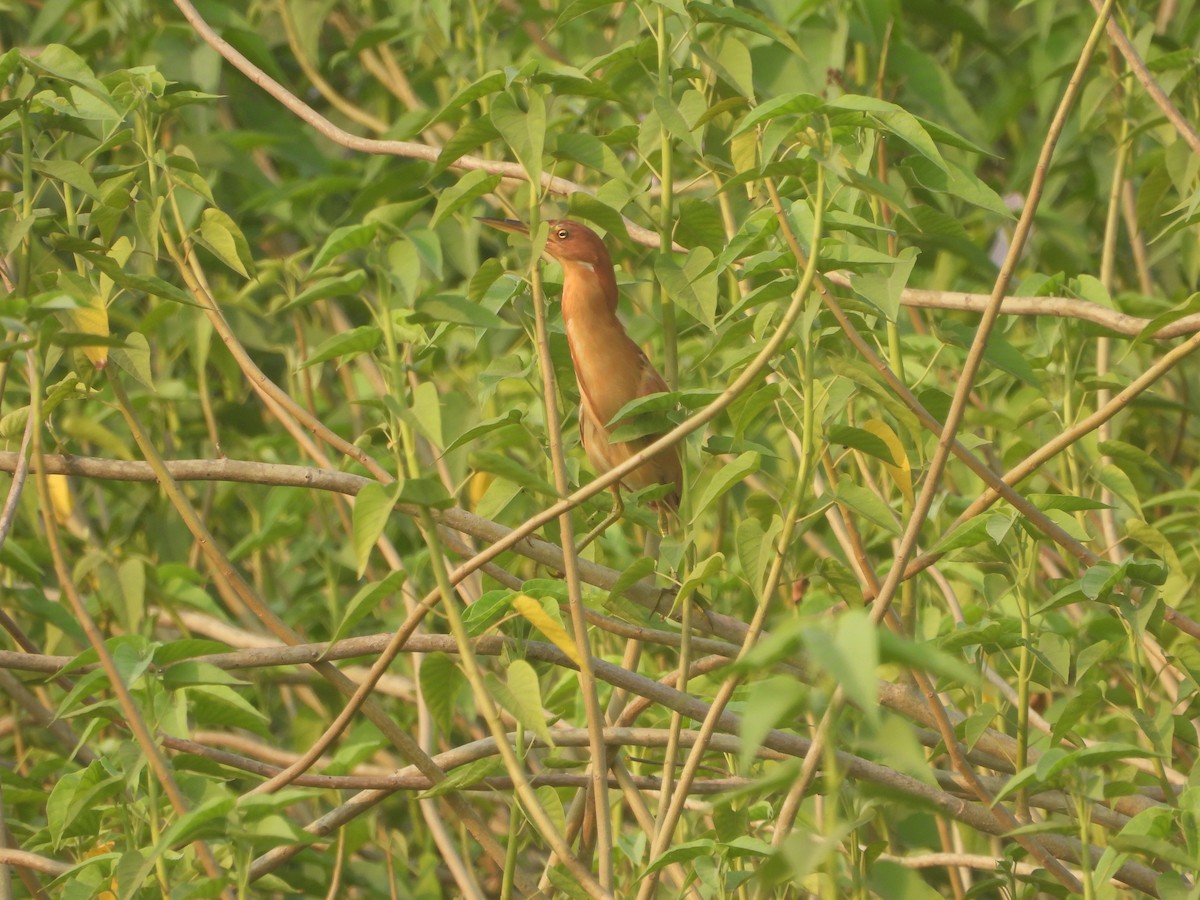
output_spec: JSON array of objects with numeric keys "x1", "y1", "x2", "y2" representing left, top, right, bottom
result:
[{"x1": 478, "y1": 217, "x2": 612, "y2": 273}]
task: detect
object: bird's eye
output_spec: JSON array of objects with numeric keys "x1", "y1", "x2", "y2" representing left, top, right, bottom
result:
[{"x1": 556, "y1": 228, "x2": 569, "y2": 240}]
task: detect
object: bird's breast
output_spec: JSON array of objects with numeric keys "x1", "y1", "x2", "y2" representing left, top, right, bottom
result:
[{"x1": 563, "y1": 314, "x2": 640, "y2": 430}]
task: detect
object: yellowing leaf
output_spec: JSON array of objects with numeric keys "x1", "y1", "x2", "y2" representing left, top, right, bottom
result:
[
  {"x1": 863, "y1": 419, "x2": 913, "y2": 507},
  {"x1": 47, "y1": 473, "x2": 74, "y2": 524},
  {"x1": 468, "y1": 471, "x2": 493, "y2": 508},
  {"x1": 62, "y1": 292, "x2": 110, "y2": 369},
  {"x1": 512, "y1": 594, "x2": 582, "y2": 666}
]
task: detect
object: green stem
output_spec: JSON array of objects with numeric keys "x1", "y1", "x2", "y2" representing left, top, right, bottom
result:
[
  {"x1": 1014, "y1": 545, "x2": 1034, "y2": 821},
  {"x1": 500, "y1": 723, "x2": 525, "y2": 900},
  {"x1": 1075, "y1": 793, "x2": 1095, "y2": 900},
  {"x1": 639, "y1": 168, "x2": 825, "y2": 900},
  {"x1": 526, "y1": 191, "x2": 615, "y2": 888},
  {"x1": 397, "y1": 427, "x2": 607, "y2": 897},
  {"x1": 657, "y1": 4, "x2": 678, "y2": 387}
]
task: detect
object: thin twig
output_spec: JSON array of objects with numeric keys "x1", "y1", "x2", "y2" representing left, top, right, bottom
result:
[{"x1": 1087, "y1": 0, "x2": 1200, "y2": 156}]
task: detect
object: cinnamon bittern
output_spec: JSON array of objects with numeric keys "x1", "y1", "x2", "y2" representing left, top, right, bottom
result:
[{"x1": 479, "y1": 217, "x2": 683, "y2": 548}]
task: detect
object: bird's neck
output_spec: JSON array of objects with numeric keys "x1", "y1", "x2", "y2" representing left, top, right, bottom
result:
[{"x1": 560, "y1": 260, "x2": 618, "y2": 320}]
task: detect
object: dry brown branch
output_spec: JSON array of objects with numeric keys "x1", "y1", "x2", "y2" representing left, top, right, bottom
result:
[
  {"x1": 869, "y1": 278, "x2": 1200, "y2": 339},
  {"x1": 168, "y1": 0, "x2": 1196, "y2": 347},
  {"x1": 0, "y1": 851, "x2": 69, "y2": 879}
]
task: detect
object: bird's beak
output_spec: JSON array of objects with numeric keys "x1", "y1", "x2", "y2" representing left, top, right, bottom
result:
[{"x1": 476, "y1": 217, "x2": 529, "y2": 236}]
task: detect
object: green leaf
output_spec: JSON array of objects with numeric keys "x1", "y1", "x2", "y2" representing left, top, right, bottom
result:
[
  {"x1": 463, "y1": 590, "x2": 515, "y2": 636},
  {"x1": 828, "y1": 425, "x2": 896, "y2": 464},
  {"x1": 433, "y1": 116, "x2": 500, "y2": 176},
  {"x1": 1050, "y1": 684, "x2": 1103, "y2": 745},
  {"x1": 329, "y1": 571, "x2": 406, "y2": 646},
  {"x1": 564, "y1": 194, "x2": 630, "y2": 244},
  {"x1": 691, "y1": 452, "x2": 759, "y2": 524},
  {"x1": 197, "y1": 208, "x2": 253, "y2": 278},
  {"x1": 1080, "y1": 561, "x2": 1121, "y2": 601},
  {"x1": 109, "y1": 332, "x2": 155, "y2": 390},
  {"x1": 677, "y1": 552, "x2": 724, "y2": 607},
  {"x1": 558, "y1": 0, "x2": 622, "y2": 27},
  {"x1": 605, "y1": 556, "x2": 657, "y2": 611},
  {"x1": 852, "y1": 246, "x2": 918, "y2": 321},
  {"x1": 504, "y1": 659, "x2": 554, "y2": 747},
  {"x1": 653, "y1": 95, "x2": 701, "y2": 153},
  {"x1": 47, "y1": 762, "x2": 124, "y2": 847},
  {"x1": 87, "y1": 256, "x2": 194, "y2": 306},
  {"x1": 429, "y1": 71, "x2": 506, "y2": 126},
  {"x1": 674, "y1": 197, "x2": 727, "y2": 253},
  {"x1": 300, "y1": 325, "x2": 383, "y2": 368},
  {"x1": 470, "y1": 450, "x2": 559, "y2": 496},
  {"x1": 607, "y1": 400, "x2": 677, "y2": 443},
  {"x1": 187, "y1": 684, "x2": 270, "y2": 733},
  {"x1": 731, "y1": 92, "x2": 822, "y2": 137},
  {"x1": 713, "y1": 35, "x2": 755, "y2": 100},
  {"x1": 430, "y1": 170, "x2": 503, "y2": 227},
  {"x1": 878, "y1": 629, "x2": 981, "y2": 687},
  {"x1": 468, "y1": 257, "x2": 505, "y2": 303},
  {"x1": 532, "y1": 784, "x2": 567, "y2": 843},
  {"x1": 153, "y1": 639, "x2": 230, "y2": 665},
  {"x1": 419, "y1": 653, "x2": 463, "y2": 736},
  {"x1": 32, "y1": 159, "x2": 101, "y2": 200},
  {"x1": 828, "y1": 95, "x2": 947, "y2": 171},
  {"x1": 160, "y1": 661, "x2": 245, "y2": 689},
  {"x1": 686, "y1": 2, "x2": 802, "y2": 55},
  {"x1": 280, "y1": 271, "x2": 368, "y2": 312},
  {"x1": 491, "y1": 90, "x2": 546, "y2": 185},
  {"x1": 554, "y1": 132, "x2": 623, "y2": 179},
  {"x1": 1133, "y1": 291, "x2": 1200, "y2": 347},
  {"x1": 166, "y1": 155, "x2": 216, "y2": 204},
  {"x1": 311, "y1": 222, "x2": 378, "y2": 271},
  {"x1": 414, "y1": 293, "x2": 515, "y2": 330},
  {"x1": 739, "y1": 673, "x2": 806, "y2": 771},
  {"x1": 655, "y1": 248, "x2": 718, "y2": 329},
  {"x1": 24, "y1": 44, "x2": 114, "y2": 106},
  {"x1": 938, "y1": 618, "x2": 1024, "y2": 653},
  {"x1": 833, "y1": 481, "x2": 900, "y2": 535},
  {"x1": 736, "y1": 515, "x2": 781, "y2": 595},
  {"x1": 804, "y1": 610, "x2": 878, "y2": 722},
  {"x1": 644, "y1": 838, "x2": 718, "y2": 874},
  {"x1": 352, "y1": 482, "x2": 402, "y2": 577},
  {"x1": 0, "y1": 48, "x2": 21, "y2": 87},
  {"x1": 409, "y1": 381, "x2": 444, "y2": 448},
  {"x1": 444, "y1": 408, "x2": 524, "y2": 452},
  {"x1": 419, "y1": 757, "x2": 504, "y2": 798},
  {"x1": 935, "y1": 320, "x2": 1042, "y2": 389},
  {"x1": 397, "y1": 476, "x2": 454, "y2": 510}
]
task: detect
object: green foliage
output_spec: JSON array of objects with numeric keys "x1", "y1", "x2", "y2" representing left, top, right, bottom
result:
[{"x1": 2, "y1": 0, "x2": 1199, "y2": 896}]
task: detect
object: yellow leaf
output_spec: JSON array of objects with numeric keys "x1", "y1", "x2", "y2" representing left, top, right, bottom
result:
[
  {"x1": 46, "y1": 473, "x2": 89, "y2": 539},
  {"x1": 65, "y1": 293, "x2": 110, "y2": 369},
  {"x1": 512, "y1": 594, "x2": 583, "y2": 666},
  {"x1": 468, "y1": 471, "x2": 493, "y2": 508},
  {"x1": 863, "y1": 419, "x2": 913, "y2": 507},
  {"x1": 83, "y1": 841, "x2": 115, "y2": 858}
]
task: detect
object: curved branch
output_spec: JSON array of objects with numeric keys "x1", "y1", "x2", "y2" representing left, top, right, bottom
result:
[
  {"x1": 1087, "y1": 0, "x2": 1200, "y2": 156},
  {"x1": 174, "y1": 0, "x2": 1197, "y2": 345},
  {"x1": 878, "y1": 279, "x2": 1200, "y2": 339},
  {"x1": 170, "y1": 0, "x2": 666, "y2": 252},
  {"x1": 0, "y1": 850, "x2": 70, "y2": 878}
]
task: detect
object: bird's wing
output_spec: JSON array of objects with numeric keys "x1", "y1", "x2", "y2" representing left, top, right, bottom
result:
[
  {"x1": 625, "y1": 351, "x2": 683, "y2": 509},
  {"x1": 634, "y1": 349, "x2": 670, "y2": 402}
]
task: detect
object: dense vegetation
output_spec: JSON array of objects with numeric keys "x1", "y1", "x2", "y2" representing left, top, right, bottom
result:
[{"x1": 2, "y1": 0, "x2": 1199, "y2": 896}]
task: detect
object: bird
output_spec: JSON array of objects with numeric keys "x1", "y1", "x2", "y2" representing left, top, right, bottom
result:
[{"x1": 478, "y1": 217, "x2": 683, "y2": 549}]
